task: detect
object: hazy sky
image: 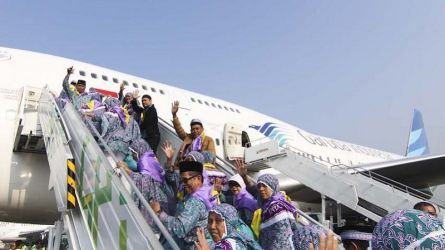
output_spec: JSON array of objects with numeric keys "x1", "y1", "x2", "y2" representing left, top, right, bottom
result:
[{"x1": 1, "y1": 1, "x2": 444, "y2": 155}]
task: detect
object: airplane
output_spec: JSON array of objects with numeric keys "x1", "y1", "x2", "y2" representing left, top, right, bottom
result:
[{"x1": 0, "y1": 46, "x2": 444, "y2": 227}]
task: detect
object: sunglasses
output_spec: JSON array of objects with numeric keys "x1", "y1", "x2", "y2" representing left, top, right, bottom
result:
[{"x1": 181, "y1": 174, "x2": 199, "y2": 184}]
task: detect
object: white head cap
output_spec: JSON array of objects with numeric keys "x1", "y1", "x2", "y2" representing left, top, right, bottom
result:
[{"x1": 228, "y1": 174, "x2": 246, "y2": 189}]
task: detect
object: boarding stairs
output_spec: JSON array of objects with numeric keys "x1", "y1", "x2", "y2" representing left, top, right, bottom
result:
[
  {"x1": 13, "y1": 87, "x2": 45, "y2": 153},
  {"x1": 15, "y1": 86, "x2": 339, "y2": 249},
  {"x1": 244, "y1": 138, "x2": 445, "y2": 222},
  {"x1": 17, "y1": 86, "x2": 179, "y2": 250}
]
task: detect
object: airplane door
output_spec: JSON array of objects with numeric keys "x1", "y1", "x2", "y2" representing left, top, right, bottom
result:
[{"x1": 223, "y1": 123, "x2": 245, "y2": 160}]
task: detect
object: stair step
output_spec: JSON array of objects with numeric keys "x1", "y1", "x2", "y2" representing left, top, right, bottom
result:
[{"x1": 14, "y1": 134, "x2": 45, "y2": 153}]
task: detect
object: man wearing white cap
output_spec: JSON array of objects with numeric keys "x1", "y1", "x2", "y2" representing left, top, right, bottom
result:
[{"x1": 171, "y1": 101, "x2": 215, "y2": 166}]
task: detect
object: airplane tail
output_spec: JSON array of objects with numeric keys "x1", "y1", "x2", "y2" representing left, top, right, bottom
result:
[{"x1": 406, "y1": 109, "x2": 430, "y2": 157}]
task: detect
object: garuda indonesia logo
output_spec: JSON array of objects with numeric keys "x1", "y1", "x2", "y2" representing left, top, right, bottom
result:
[{"x1": 249, "y1": 122, "x2": 288, "y2": 146}]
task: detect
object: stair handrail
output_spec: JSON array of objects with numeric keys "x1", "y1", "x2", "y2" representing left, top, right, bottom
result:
[
  {"x1": 13, "y1": 87, "x2": 27, "y2": 150},
  {"x1": 82, "y1": 117, "x2": 181, "y2": 250},
  {"x1": 277, "y1": 140, "x2": 445, "y2": 208},
  {"x1": 43, "y1": 86, "x2": 72, "y2": 144},
  {"x1": 43, "y1": 87, "x2": 179, "y2": 250}
]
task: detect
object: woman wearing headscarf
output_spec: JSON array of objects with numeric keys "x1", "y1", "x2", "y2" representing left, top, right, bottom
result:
[
  {"x1": 254, "y1": 173, "x2": 299, "y2": 249},
  {"x1": 118, "y1": 141, "x2": 174, "y2": 228},
  {"x1": 228, "y1": 174, "x2": 257, "y2": 226},
  {"x1": 80, "y1": 99, "x2": 106, "y2": 134},
  {"x1": 202, "y1": 151, "x2": 227, "y2": 205},
  {"x1": 101, "y1": 97, "x2": 140, "y2": 159},
  {"x1": 372, "y1": 209, "x2": 445, "y2": 249},
  {"x1": 118, "y1": 83, "x2": 136, "y2": 118},
  {"x1": 195, "y1": 203, "x2": 261, "y2": 250}
]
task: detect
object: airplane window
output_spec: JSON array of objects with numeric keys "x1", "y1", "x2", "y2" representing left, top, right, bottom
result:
[
  {"x1": 142, "y1": 85, "x2": 147, "y2": 90},
  {"x1": 224, "y1": 106, "x2": 229, "y2": 111},
  {"x1": 211, "y1": 103, "x2": 216, "y2": 107},
  {"x1": 133, "y1": 83, "x2": 139, "y2": 88},
  {"x1": 230, "y1": 108, "x2": 234, "y2": 112},
  {"x1": 79, "y1": 70, "x2": 86, "y2": 76},
  {"x1": 204, "y1": 101, "x2": 209, "y2": 106},
  {"x1": 191, "y1": 98, "x2": 196, "y2": 102},
  {"x1": 113, "y1": 78, "x2": 119, "y2": 83},
  {"x1": 102, "y1": 75, "x2": 108, "y2": 81},
  {"x1": 151, "y1": 87, "x2": 156, "y2": 93},
  {"x1": 198, "y1": 99, "x2": 203, "y2": 104},
  {"x1": 91, "y1": 73, "x2": 97, "y2": 79},
  {"x1": 215, "y1": 138, "x2": 220, "y2": 146},
  {"x1": 236, "y1": 109, "x2": 240, "y2": 113},
  {"x1": 218, "y1": 104, "x2": 222, "y2": 109},
  {"x1": 160, "y1": 89, "x2": 165, "y2": 95},
  {"x1": 123, "y1": 81, "x2": 129, "y2": 86}
]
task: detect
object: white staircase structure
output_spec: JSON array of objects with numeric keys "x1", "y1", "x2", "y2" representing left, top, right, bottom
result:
[
  {"x1": 20, "y1": 87, "x2": 177, "y2": 250},
  {"x1": 245, "y1": 139, "x2": 445, "y2": 222},
  {"x1": 13, "y1": 86, "x2": 334, "y2": 249}
]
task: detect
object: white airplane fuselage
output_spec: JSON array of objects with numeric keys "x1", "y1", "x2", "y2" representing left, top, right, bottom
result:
[{"x1": 0, "y1": 47, "x2": 403, "y2": 224}]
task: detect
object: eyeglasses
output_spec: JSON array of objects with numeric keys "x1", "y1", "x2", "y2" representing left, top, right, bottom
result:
[{"x1": 181, "y1": 174, "x2": 199, "y2": 184}]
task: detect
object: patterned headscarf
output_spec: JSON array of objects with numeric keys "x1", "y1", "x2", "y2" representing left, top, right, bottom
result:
[
  {"x1": 104, "y1": 97, "x2": 121, "y2": 110},
  {"x1": 257, "y1": 173, "x2": 280, "y2": 208},
  {"x1": 130, "y1": 138, "x2": 151, "y2": 156},
  {"x1": 185, "y1": 151, "x2": 205, "y2": 164},
  {"x1": 210, "y1": 204, "x2": 262, "y2": 250},
  {"x1": 294, "y1": 224, "x2": 326, "y2": 250},
  {"x1": 372, "y1": 209, "x2": 445, "y2": 249},
  {"x1": 257, "y1": 173, "x2": 297, "y2": 218},
  {"x1": 257, "y1": 173, "x2": 279, "y2": 195},
  {"x1": 202, "y1": 151, "x2": 216, "y2": 165}
]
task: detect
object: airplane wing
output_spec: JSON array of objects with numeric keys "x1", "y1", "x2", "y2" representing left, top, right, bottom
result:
[{"x1": 353, "y1": 154, "x2": 445, "y2": 189}]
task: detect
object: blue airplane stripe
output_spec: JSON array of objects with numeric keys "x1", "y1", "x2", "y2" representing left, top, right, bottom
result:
[
  {"x1": 269, "y1": 130, "x2": 278, "y2": 138},
  {"x1": 408, "y1": 135, "x2": 429, "y2": 150},
  {"x1": 274, "y1": 133, "x2": 285, "y2": 141},
  {"x1": 408, "y1": 129, "x2": 423, "y2": 145},
  {"x1": 279, "y1": 138, "x2": 288, "y2": 146},
  {"x1": 411, "y1": 109, "x2": 425, "y2": 131},
  {"x1": 270, "y1": 129, "x2": 285, "y2": 138},
  {"x1": 264, "y1": 126, "x2": 278, "y2": 136},
  {"x1": 408, "y1": 143, "x2": 430, "y2": 154},
  {"x1": 406, "y1": 147, "x2": 427, "y2": 157},
  {"x1": 259, "y1": 122, "x2": 274, "y2": 133}
]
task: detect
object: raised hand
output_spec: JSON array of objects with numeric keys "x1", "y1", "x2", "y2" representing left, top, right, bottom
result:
[
  {"x1": 161, "y1": 141, "x2": 176, "y2": 160},
  {"x1": 67, "y1": 66, "x2": 74, "y2": 74},
  {"x1": 132, "y1": 89, "x2": 140, "y2": 99},
  {"x1": 194, "y1": 227, "x2": 210, "y2": 250},
  {"x1": 234, "y1": 158, "x2": 247, "y2": 177},
  {"x1": 120, "y1": 82, "x2": 125, "y2": 91},
  {"x1": 171, "y1": 101, "x2": 180, "y2": 117}
]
